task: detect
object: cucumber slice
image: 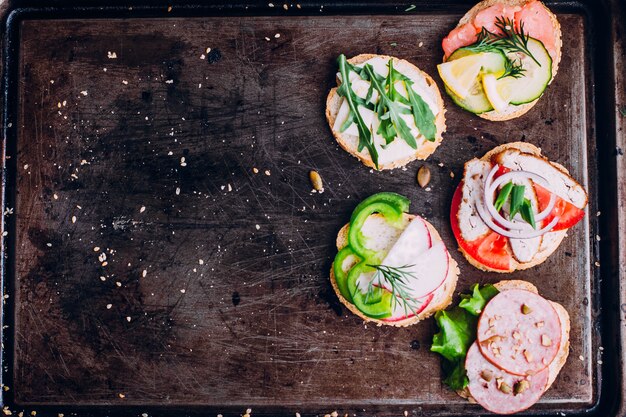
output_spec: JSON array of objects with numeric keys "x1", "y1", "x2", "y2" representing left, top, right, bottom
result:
[
  {"x1": 443, "y1": 39, "x2": 553, "y2": 113},
  {"x1": 504, "y1": 38, "x2": 553, "y2": 105}
]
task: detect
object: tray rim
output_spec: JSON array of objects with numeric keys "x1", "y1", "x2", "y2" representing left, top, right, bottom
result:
[{"x1": 0, "y1": 0, "x2": 623, "y2": 416}]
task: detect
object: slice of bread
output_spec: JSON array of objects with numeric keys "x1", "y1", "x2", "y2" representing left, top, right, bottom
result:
[
  {"x1": 330, "y1": 213, "x2": 459, "y2": 327},
  {"x1": 458, "y1": 279, "x2": 570, "y2": 399},
  {"x1": 456, "y1": 141, "x2": 579, "y2": 273},
  {"x1": 325, "y1": 54, "x2": 446, "y2": 170},
  {"x1": 448, "y1": 0, "x2": 562, "y2": 121}
]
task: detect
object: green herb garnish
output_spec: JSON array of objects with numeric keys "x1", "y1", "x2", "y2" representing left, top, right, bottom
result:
[
  {"x1": 336, "y1": 54, "x2": 379, "y2": 167},
  {"x1": 494, "y1": 181, "x2": 537, "y2": 229},
  {"x1": 365, "y1": 263, "x2": 423, "y2": 317},
  {"x1": 431, "y1": 284, "x2": 499, "y2": 390},
  {"x1": 520, "y1": 198, "x2": 537, "y2": 229},
  {"x1": 464, "y1": 16, "x2": 540, "y2": 79},
  {"x1": 509, "y1": 184, "x2": 526, "y2": 218},
  {"x1": 364, "y1": 62, "x2": 417, "y2": 149},
  {"x1": 404, "y1": 4, "x2": 416, "y2": 12},
  {"x1": 494, "y1": 181, "x2": 513, "y2": 211},
  {"x1": 335, "y1": 55, "x2": 437, "y2": 169}
]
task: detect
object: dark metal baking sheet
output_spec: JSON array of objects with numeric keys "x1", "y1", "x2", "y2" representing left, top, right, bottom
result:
[{"x1": 0, "y1": 1, "x2": 622, "y2": 416}]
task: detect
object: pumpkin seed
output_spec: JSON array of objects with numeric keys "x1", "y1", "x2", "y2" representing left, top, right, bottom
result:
[
  {"x1": 417, "y1": 166, "x2": 431, "y2": 188},
  {"x1": 309, "y1": 170, "x2": 323, "y2": 192}
]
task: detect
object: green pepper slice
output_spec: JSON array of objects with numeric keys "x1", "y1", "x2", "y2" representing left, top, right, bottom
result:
[
  {"x1": 332, "y1": 246, "x2": 361, "y2": 302},
  {"x1": 349, "y1": 192, "x2": 410, "y2": 224},
  {"x1": 346, "y1": 263, "x2": 393, "y2": 318}
]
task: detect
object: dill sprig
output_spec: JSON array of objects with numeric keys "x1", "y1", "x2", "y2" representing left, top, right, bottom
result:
[
  {"x1": 365, "y1": 264, "x2": 423, "y2": 317},
  {"x1": 464, "y1": 16, "x2": 541, "y2": 78}
]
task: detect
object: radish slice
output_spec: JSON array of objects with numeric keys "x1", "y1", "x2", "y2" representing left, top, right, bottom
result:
[
  {"x1": 379, "y1": 216, "x2": 432, "y2": 268},
  {"x1": 379, "y1": 241, "x2": 449, "y2": 300},
  {"x1": 383, "y1": 292, "x2": 435, "y2": 322}
]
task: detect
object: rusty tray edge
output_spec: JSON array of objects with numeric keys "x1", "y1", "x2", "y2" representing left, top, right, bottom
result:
[{"x1": 0, "y1": 0, "x2": 623, "y2": 416}]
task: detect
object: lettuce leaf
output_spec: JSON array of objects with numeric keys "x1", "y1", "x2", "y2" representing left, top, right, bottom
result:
[
  {"x1": 430, "y1": 284, "x2": 499, "y2": 390},
  {"x1": 459, "y1": 283, "x2": 499, "y2": 316}
]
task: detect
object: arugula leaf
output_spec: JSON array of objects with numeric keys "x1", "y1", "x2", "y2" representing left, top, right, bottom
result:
[
  {"x1": 363, "y1": 63, "x2": 417, "y2": 149},
  {"x1": 431, "y1": 284, "x2": 499, "y2": 390},
  {"x1": 403, "y1": 79, "x2": 437, "y2": 142},
  {"x1": 336, "y1": 55, "x2": 379, "y2": 168},
  {"x1": 459, "y1": 283, "x2": 499, "y2": 316},
  {"x1": 509, "y1": 184, "x2": 526, "y2": 218},
  {"x1": 494, "y1": 181, "x2": 514, "y2": 212},
  {"x1": 520, "y1": 198, "x2": 537, "y2": 229}
]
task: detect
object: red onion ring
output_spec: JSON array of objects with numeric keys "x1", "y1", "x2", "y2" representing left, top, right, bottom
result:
[{"x1": 476, "y1": 164, "x2": 559, "y2": 240}]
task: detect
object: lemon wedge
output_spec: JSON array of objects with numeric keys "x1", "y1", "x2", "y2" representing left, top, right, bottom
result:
[
  {"x1": 482, "y1": 73, "x2": 517, "y2": 113},
  {"x1": 438, "y1": 54, "x2": 484, "y2": 99}
]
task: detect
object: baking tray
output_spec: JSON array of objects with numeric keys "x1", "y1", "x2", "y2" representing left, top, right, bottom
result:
[{"x1": 0, "y1": 0, "x2": 623, "y2": 416}]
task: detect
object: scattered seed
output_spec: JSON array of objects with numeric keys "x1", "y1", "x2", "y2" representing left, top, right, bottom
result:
[
  {"x1": 523, "y1": 350, "x2": 534, "y2": 362},
  {"x1": 309, "y1": 170, "x2": 323, "y2": 192},
  {"x1": 499, "y1": 381, "x2": 512, "y2": 394},
  {"x1": 521, "y1": 304, "x2": 532, "y2": 314},
  {"x1": 107, "y1": 51, "x2": 117, "y2": 59},
  {"x1": 106, "y1": 304, "x2": 112, "y2": 309},
  {"x1": 514, "y1": 380, "x2": 529, "y2": 395},
  {"x1": 71, "y1": 216, "x2": 77, "y2": 223},
  {"x1": 142, "y1": 269, "x2": 147, "y2": 278},
  {"x1": 140, "y1": 206, "x2": 146, "y2": 213},
  {"x1": 417, "y1": 166, "x2": 431, "y2": 188}
]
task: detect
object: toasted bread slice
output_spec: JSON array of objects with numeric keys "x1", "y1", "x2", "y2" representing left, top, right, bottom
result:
[
  {"x1": 458, "y1": 279, "x2": 570, "y2": 399},
  {"x1": 326, "y1": 54, "x2": 446, "y2": 170},
  {"x1": 456, "y1": 142, "x2": 582, "y2": 273},
  {"x1": 330, "y1": 213, "x2": 459, "y2": 327},
  {"x1": 448, "y1": 0, "x2": 562, "y2": 121}
]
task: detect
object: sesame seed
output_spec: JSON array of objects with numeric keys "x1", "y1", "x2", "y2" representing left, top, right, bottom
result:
[
  {"x1": 140, "y1": 206, "x2": 146, "y2": 213},
  {"x1": 106, "y1": 304, "x2": 112, "y2": 309}
]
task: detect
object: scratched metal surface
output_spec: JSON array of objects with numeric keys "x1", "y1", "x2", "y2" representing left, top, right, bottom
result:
[{"x1": 11, "y1": 12, "x2": 599, "y2": 414}]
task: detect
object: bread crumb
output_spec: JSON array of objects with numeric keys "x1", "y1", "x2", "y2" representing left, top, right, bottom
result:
[
  {"x1": 80, "y1": 90, "x2": 88, "y2": 96},
  {"x1": 107, "y1": 51, "x2": 117, "y2": 59}
]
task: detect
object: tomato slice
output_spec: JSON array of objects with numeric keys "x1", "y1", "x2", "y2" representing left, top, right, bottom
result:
[
  {"x1": 533, "y1": 183, "x2": 585, "y2": 231},
  {"x1": 450, "y1": 182, "x2": 513, "y2": 272}
]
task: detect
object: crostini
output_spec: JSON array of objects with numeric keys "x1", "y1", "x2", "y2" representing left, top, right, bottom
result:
[
  {"x1": 326, "y1": 54, "x2": 446, "y2": 170},
  {"x1": 431, "y1": 280, "x2": 570, "y2": 415},
  {"x1": 438, "y1": 0, "x2": 561, "y2": 120},
  {"x1": 330, "y1": 192, "x2": 459, "y2": 326},
  {"x1": 451, "y1": 142, "x2": 587, "y2": 272}
]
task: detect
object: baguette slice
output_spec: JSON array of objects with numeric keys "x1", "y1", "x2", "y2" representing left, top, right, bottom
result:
[
  {"x1": 457, "y1": 280, "x2": 570, "y2": 401},
  {"x1": 456, "y1": 142, "x2": 585, "y2": 273},
  {"x1": 330, "y1": 213, "x2": 459, "y2": 327},
  {"x1": 445, "y1": 0, "x2": 562, "y2": 121},
  {"x1": 326, "y1": 54, "x2": 446, "y2": 170}
]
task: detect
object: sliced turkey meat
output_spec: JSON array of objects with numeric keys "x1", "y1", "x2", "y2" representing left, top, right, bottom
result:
[{"x1": 458, "y1": 159, "x2": 492, "y2": 242}]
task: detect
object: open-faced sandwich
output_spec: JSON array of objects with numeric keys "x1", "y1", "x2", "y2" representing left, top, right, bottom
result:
[
  {"x1": 330, "y1": 192, "x2": 459, "y2": 326},
  {"x1": 438, "y1": 0, "x2": 561, "y2": 120},
  {"x1": 326, "y1": 54, "x2": 446, "y2": 170},
  {"x1": 432, "y1": 280, "x2": 570, "y2": 415},
  {"x1": 451, "y1": 142, "x2": 587, "y2": 272}
]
